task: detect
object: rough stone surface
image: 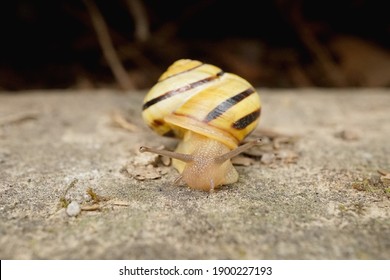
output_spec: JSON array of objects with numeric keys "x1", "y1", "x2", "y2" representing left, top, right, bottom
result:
[{"x1": 0, "y1": 89, "x2": 389, "y2": 259}]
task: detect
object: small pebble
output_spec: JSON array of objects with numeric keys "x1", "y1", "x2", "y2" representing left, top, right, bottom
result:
[
  {"x1": 261, "y1": 153, "x2": 276, "y2": 164},
  {"x1": 66, "y1": 201, "x2": 81, "y2": 217}
]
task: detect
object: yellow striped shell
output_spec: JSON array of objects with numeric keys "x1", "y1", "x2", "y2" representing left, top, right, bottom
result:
[{"x1": 141, "y1": 59, "x2": 261, "y2": 191}]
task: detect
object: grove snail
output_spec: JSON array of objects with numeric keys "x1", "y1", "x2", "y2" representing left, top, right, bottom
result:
[{"x1": 140, "y1": 59, "x2": 261, "y2": 191}]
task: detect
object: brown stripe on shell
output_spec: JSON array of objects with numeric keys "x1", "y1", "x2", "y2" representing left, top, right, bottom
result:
[
  {"x1": 142, "y1": 71, "x2": 224, "y2": 111},
  {"x1": 162, "y1": 130, "x2": 176, "y2": 138},
  {"x1": 232, "y1": 108, "x2": 261, "y2": 130},
  {"x1": 153, "y1": 119, "x2": 165, "y2": 126},
  {"x1": 158, "y1": 63, "x2": 204, "y2": 83},
  {"x1": 203, "y1": 87, "x2": 255, "y2": 122}
]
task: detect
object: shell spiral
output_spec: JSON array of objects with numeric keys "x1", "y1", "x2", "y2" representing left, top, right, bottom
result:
[{"x1": 142, "y1": 59, "x2": 261, "y2": 149}]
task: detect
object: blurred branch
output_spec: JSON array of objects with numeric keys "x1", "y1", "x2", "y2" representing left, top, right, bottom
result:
[
  {"x1": 276, "y1": 0, "x2": 348, "y2": 86},
  {"x1": 153, "y1": 0, "x2": 215, "y2": 42},
  {"x1": 125, "y1": 0, "x2": 150, "y2": 43},
  {"x1": 83, "y1": 0, "x2": 134, "y2": 90},
  {"x1": 291, "y1": 5, "x2": 347, "y2": 86}
]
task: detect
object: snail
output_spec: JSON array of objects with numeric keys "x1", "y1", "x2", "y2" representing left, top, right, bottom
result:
[{"x1": 140, "y1": 59, "x2": 261, "y2": 191}]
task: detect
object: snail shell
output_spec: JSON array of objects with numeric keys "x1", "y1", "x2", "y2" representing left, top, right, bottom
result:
[{"x1": 141, "y1": 59, "x2": 261, "y2": 191}]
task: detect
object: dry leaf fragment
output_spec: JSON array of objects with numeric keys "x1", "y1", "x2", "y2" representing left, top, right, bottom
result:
[
  {"x1": 131, "y1": 151, "x2": 160, "y2": 166},
  {"x1": 275, "y1": 150, "x2": 298, "y2": 163},
  {"x1": 252, "y1": 128, "x2": 293, "y2": 139},
  {"x1": 380, "y1": 174, "x2": 390, "y2": 185},
  {"x1": 124, "y1": 145, "x2": 170, "y2": 180},
  {"x1": 243, "y1": 128, "x2": 298, "y2": 159},
  {"x1": 133, "y1": 165, "x2": 164, "y2": 181},
  {"x1": 378, "y1": 169, "x2": 390, "y2": 186},
  {"x1": 231, "y1": 156, "x2": 254, "y2": 166},
  {"x1": 274, "y1": 136, "x2": 295, "y2": 149}
]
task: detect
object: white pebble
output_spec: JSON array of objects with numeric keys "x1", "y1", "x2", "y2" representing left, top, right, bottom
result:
[
  {"x1": 261, "y1": 153, "x2": 276, "y2": 164},
  {"x1": 66, "y1": 201, "x2": 81, "y2": 217}
]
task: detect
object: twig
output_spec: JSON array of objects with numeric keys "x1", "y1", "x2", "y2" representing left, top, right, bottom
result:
[
  {"x1": 81, "y1": 200, "x2": 130, "y2": 212},
  {"x1": 277, "y1": 0, "x2": 348, "y2": 86},
  {"x1": 295, "y1": 29, "x2": 346, "y2": 86},
  {"x1": 0, "y1": 112, "x2": 38, "y2": 127},
  {"x1": 83, "y1": 0, "x2": 134, "y2": 90},
  {"x1": 153, "y1": 0, "x2": 215, "y2": 42},
  {"x1": 377, "y1": 169, "x2": 390, "y2": 176},
  {"x1": 64, "y1": 2, "x2": 158, "y2": 83},
  {"x1": 58, "y1": 179, "x2": 79, "y2": 208},
  {"x1": 110, "y1": 111, "x2": 138, "y2": 132},
  {"x1": 81, "y1": 204, "x2": 102, "y2": 211},
  {"x1": 291, "y1": 2, "x2": 347, "y2": 87},
  {"x1": 125, "y1": 0, "x2": 150, "y2": 42}
]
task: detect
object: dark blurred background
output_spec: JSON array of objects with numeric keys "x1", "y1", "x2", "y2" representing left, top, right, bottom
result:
[{"x1": 0, "y1": 0, "x2": 389, "y2": 91}]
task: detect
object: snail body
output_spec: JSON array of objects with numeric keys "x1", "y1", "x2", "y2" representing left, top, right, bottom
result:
[{"x1": 141, "y1": 59, "x2": 261, "y2": 191}]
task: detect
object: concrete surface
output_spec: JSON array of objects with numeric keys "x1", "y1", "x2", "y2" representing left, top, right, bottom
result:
[{"x1": 0, "y1": 89, "x2": 389, "y2": 259}]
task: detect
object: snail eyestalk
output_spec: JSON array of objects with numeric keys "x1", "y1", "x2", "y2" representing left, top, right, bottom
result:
[
  {"x1": 139, "y1": 146, "x2": 193, "y2": 163},
  {"x1": 214, "y1": 138, "x2": 262, "y2": 164}
]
